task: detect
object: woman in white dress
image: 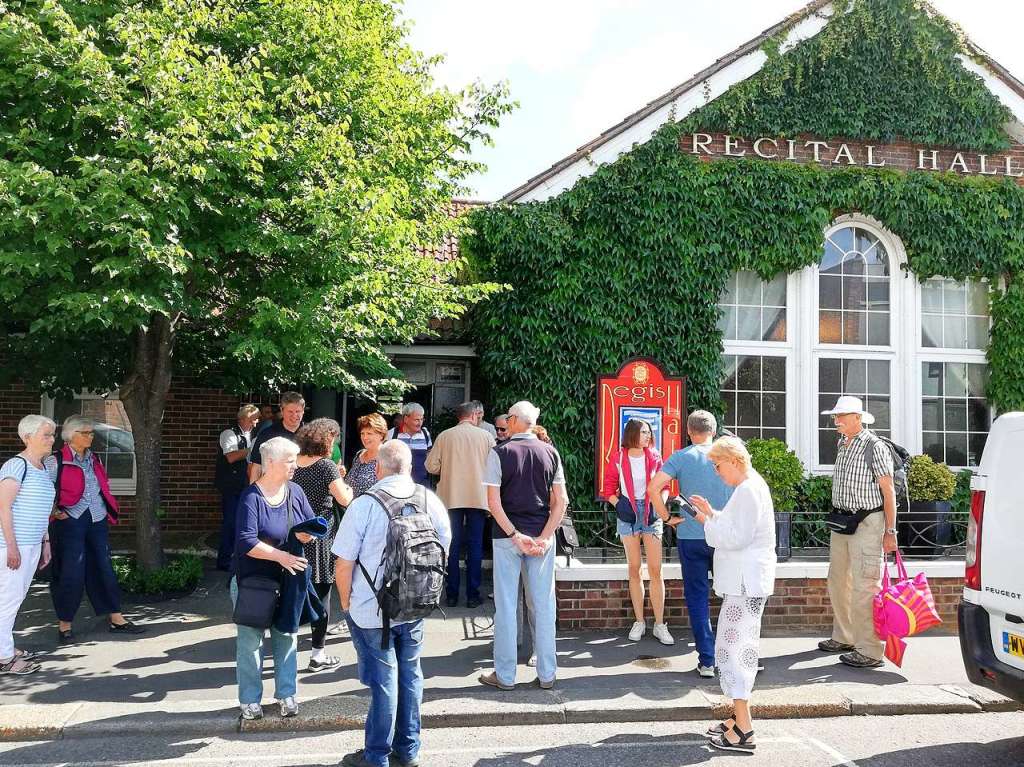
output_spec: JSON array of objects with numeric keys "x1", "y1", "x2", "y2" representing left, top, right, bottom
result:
[{"x1": 689, "y1": 436, "x2": 776, "y2": 754}]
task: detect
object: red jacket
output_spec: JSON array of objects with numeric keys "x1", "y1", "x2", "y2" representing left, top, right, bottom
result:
[
  {"x1": 601, "y1": 446, "x2": 663, "y2": 524},
  {"x1": 55, "y1": 444, "x2": 120, "y2": 524}
]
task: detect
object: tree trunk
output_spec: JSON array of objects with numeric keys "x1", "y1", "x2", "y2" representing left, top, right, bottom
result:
[{"x1": 119, "y1": 314, "x2": 174, "y2": 572}]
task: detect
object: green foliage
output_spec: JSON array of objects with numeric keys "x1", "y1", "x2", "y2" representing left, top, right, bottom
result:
[
  {"x1": 747, "y1": 438, "x2": 804, "y2": 513},
  {"x1": 951, "y1": 468, "x2": 974, "y2": 518},
  {"x1": 684, "y1": 0, "x2": 1012, "y2": 151},
  {"x1": 796, "y1": 474, "x2": 834, "y2": 515},
  {"x1": 0, "y1": 0, "x2": 512, "y2": 396},
  {"x1": 112, "y1": 552, "x2": 204, "y2": 595},
  {"x1": 907, "y1": 454, "x2": 956, "y2": 502},
  {"x1": 464, "y1": 0, "x2": 1024, "y2": 508}
]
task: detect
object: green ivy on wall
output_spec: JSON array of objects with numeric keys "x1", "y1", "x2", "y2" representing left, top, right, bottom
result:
[
  {"x1": 685, "y1": 0, "x2": 1013, "y2": 151},
  {"x1": 463, "y1": 0, "x2": 1024, "y2": 506}
]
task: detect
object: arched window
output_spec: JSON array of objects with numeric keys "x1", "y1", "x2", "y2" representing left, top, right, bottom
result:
[{"x1": 717, "y1": 215, "x2": 992, "y2": 471}]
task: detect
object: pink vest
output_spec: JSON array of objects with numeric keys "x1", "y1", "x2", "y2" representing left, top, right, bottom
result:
[{"x1": 56, "y1": 445, "x2": 120, "y2": 524}]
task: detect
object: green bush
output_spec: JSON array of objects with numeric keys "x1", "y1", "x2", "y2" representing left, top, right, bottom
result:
[
  {"x1": 112, "y1": 552, "x2": 204, "y2": 595},
  {"x1": 907, "y1": 455, "x2": 956, "y2": 502},
  {"x1": 951, "y1": 468, "x2": 974, "y2": 518},
  {"x1": 747, "y1": 438, "x2": 804, "y2": 513},
  {"x1": 791, "y1": 474, "x2": 833, "y2": 548}
]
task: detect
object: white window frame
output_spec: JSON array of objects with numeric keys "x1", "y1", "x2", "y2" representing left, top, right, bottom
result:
[{"x1": 41, "y1": 391, "x2": 137, "y2": 495}]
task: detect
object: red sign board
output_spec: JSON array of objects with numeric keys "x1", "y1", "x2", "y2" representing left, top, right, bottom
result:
[{"x1": 594, "y1": 357, "x2": 686, "y2": 501}]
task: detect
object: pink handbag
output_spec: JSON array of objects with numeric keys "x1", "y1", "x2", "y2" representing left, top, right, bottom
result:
[{"x1": 872, "y1": 549, "x2": 942, "y2": 667}]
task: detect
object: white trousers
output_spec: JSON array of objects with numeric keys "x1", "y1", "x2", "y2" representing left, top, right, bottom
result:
[
  {"x1": 715, "y1": 593, "x2": 767, "y2": 700},
  {"x1": 0, "y1": 543, "x2": 41, "y2": 659}
]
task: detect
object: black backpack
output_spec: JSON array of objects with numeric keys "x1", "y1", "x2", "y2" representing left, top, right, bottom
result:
[
  {"x1": 358, "y1": 486, "x2": 446, "y2": 649},
  {"x1": 865, "y1": 435, "x2": 911, "y2": 515}
]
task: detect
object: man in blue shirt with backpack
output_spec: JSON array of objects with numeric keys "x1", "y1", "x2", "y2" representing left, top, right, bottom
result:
[
  {"x1": 333, "y1": 439, "x2": 451, "y2": 767},
  {"x1": 648, "y1": 410, "x2": 733, "y2": 679}
]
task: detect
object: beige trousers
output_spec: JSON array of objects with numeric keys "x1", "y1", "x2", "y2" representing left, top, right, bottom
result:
[{"x1": 827, "y1": 510, "x2": 884, "y2": 660}]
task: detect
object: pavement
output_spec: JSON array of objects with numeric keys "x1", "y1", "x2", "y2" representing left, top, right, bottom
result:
[{"x1": 1, "y1": 562, "x2": 1019, "y2": 742}]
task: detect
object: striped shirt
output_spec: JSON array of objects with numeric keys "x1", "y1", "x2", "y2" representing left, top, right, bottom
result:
[
  {"x1": 831, "y1": 429, "x2": 895, "y2": 512},
  {"x1": 0, "y1": 456, "x2": 56, "y2": 546},
  {"x1": 386, "y1": 427, "x2": 432, "y2": 453}
]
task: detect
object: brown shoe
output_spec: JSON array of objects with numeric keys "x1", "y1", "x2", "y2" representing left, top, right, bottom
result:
[
  {"x1": 478, "y1": 671, "x2": 514, "y2": 691},
  {"x1": 535, "y1": 677, "x2": 555, "y2": 690},
  {"x1": 817, "y1": 639, "x2": 854, "y2": 653},
  {"x1": 840, "y1": 650, "x2": 883, "y2": 668}
]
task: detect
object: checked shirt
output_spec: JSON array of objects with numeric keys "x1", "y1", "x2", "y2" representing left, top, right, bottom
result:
[{"x1": 830, "y1": 429, "x2": 894, "y2": 512}]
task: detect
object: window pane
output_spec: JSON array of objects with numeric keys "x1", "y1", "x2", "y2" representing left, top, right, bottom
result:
[
  {"x1": 737, "y1": 356, "x2": 761, "y2": 390},
  {"x1": 943, "y1": 281, "x2": 967, "y2": 313},
  {"x1": 921, "y1": 362, "x2": 943, "y2": 396},
  {"x1": 945, "y1": 400, "x2": 967, "y2": 431},
  {"x1": 717, "y1": 307, "x2": 736, "y2": 339},
  {"x1": 921, "y1": 280, "x2": 944, "y2": 312},
  {"x1": 842, "y1": 311, "x2": 867, "y2": 344},
  {"x1": 944, "y1": 363, "x2": 968, "y2": 397},
  {"x1": 921, "y1": 314, "x2": 942, "y2": 348},
  {"x1": 763, "y1": 308, "x2": 787, "y2": 342},
  {"x1": 946, "y1": 432, "x2": 969, "y2": 467},
  {"x1": 842, "y1": 359, "x2": 867, "y2": 392},
  {"x1": 736, "y1": 306, "x2": 761, "y2": 341},
  {"x1": 818, "y1": 357, "x2": 890, "y2": 465},
  {"x1": 763, "y1": 356, "x2": 786, "y2": 391},
  {"x1": 819, "y1": 431, "x2": 838, "y2": 465},
  {"x1": 867, "y1": 360, "x2": 890, "y2": 394},
  {"x1": 763, "y1": 274, "x2": 786, "y2": 306},
  {"x1": 943, "y1": 316, "x2": 967, "y2": 349},
  {"x1": 966, "y1": 317, "x2": 989, "y2": 349},
  {"x1": 721, "y1": 355, "x2": 738, "y2": 390},
  {"x1": 820, "y1": 311, "x2": 842, "y2": 344},
  {"x1": 867, "y1": 313, "x2": 890, "y2": 346},
  {"x1": 866, "y1": 397, "x2": 891, "y2": 430},
  {"x1": 843, "y1": 276, "x2": 865, "y2": 310},
  {"x1": 922, "y1": 432, "x2": 944, "y2": 463},
  {"x1": 968, "y1": 281, "x2": 989, "y2": 316},
  {"x1": 969, "y1": 433, "x2": 988, "y2": 466},
  {"x1": 762, "y1": 393, "x2": 786, "y2": 427},
  {"x1": 819, "y1": 358, "x2": 842, "y2": 392},
  {"x1": 820, "y1": 276, "x2": 842, "y2": 310},
  {"x1": 968, "y1": 399, "x2": 990, "y2": 432},
  {"x1": 737, "y1": 393, "x2": 760, "y2": 426},
  {"x1": 922, "y1": 399, "x2": 943, "y2": 431},
  {"x1": 968, "y1": 364, "x2": 987, "y2": 398},
  {"x1": 721, "y1": 273, "x2": 738, "y2": 306},
  {"x1": 736, "y1": 271, "x2": 761, "y2": 305}
]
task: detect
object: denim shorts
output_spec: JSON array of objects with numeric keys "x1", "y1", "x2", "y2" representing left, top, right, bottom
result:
[{"x1": 617, "y1": 515, "x2": 663, "y2": 538}]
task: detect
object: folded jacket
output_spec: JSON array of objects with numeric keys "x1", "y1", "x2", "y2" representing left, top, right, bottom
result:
[{"x1": 274, "y1": 515, "x2": 330, "y2": 634}]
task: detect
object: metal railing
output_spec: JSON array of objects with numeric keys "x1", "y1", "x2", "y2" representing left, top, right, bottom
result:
[{"x1": 568, "y1": 504, "x2": 968, "y2": 564}]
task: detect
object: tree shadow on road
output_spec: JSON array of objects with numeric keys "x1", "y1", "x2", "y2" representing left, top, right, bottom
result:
[{"x1": 830, "y1": 737, "x2": 1024, "y2": 767}]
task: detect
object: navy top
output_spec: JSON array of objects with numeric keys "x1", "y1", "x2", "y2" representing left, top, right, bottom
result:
[{"x1": 234, "y1": 481, "x2": 314, "y2": 580}]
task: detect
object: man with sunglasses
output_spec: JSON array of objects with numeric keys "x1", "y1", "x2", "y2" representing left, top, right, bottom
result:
[{"x1": 494, "y1": 414, "x2": 510, "y2": 445}]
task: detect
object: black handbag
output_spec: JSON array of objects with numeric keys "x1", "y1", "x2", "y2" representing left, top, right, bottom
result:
[
  {"x1": 555, "y1": 510, "x2": 579, "y2": 556},
  {"x1": 232, "y1": 485, "x2": 291, "y2": 630},
  {"x1": 825, "y1": 507, "x2": 878, "y2": 535}
]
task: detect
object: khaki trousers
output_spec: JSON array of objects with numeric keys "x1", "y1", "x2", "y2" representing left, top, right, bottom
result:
[{"x1": 827, "y1": 510, "x2": 884, "y2": 660}]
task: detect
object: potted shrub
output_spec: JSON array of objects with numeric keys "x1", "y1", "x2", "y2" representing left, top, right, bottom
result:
[
  {"x1": 747, "y1": 438, "x2": 804, "y2": 561},
  {"x1": 793, "y1": 474, "x2": 834, "y2": 552},
  {"x1": 903, "y1": 455, "x2": 957, "y2": 556}
]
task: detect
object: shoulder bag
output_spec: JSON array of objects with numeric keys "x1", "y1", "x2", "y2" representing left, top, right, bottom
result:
[{"x1": 232, "y1": 485, "x2": 292, "y2": 630}]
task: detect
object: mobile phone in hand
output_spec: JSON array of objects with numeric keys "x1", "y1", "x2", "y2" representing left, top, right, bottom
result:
[{"x1": 677, "y1": 498, "x2": 699, "y2": 518}]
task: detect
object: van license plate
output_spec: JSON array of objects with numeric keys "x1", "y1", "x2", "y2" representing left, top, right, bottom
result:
[{"x1": 1004, "y1": 631, "x2": 1024, "y2": 658}]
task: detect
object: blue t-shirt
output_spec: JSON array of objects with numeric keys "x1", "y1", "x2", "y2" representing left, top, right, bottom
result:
[
  {"x1": 233, "y1": 481, "x2": 314, "y2": 580},
  {"x1": 660, "y1": 444, "x2": 734, "y2": 541},
  {"x1": 0, "y1": 456, "x2": 56, "y2": 547}
]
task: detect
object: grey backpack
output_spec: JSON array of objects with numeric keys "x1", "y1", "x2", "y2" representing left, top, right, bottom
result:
[{"x1": 358, "y1": 486, "x2": 446, "y2": 649}]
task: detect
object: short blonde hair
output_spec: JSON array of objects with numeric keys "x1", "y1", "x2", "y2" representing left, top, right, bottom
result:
[
  {"x1": 238, "y1": 403, "x2": 260, "y2": 419},
  {"x1": 357, "y1": 413, "x2": 389, "y2": 439},
  {"x1": 708, "y1": 435, "x2": 751, "y2": 470}
]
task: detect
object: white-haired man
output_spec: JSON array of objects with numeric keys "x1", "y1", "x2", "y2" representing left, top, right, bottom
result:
[
  {"x1": 387, "y1": 402, "x2": 433, "y2": 488},
  {"x1": 333, "y1": 440, "x2": 451, "y2": 767},
  {"x1": 819, "y1": 396, "x2": 898, "y2": 669},
  {"x1": 479, "y1": 400, "x2": 567, "y2": 691}
]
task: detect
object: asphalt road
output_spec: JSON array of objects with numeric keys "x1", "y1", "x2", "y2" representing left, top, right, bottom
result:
[{"x1": 1, "y1": 712, "x2": 1021, "y2": 767}]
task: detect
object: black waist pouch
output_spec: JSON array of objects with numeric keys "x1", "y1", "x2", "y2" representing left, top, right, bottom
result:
[
  {"x1": 825, "y1": 507, "x2": 880, "y2": 535},
  {"x1": 233, "y1": 574, "x2": 282, "y2": 630}
]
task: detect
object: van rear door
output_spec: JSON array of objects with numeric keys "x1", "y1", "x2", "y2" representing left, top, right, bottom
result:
[{"x1": 973, "y1": 412, "x2": 1024, "y2": 673}]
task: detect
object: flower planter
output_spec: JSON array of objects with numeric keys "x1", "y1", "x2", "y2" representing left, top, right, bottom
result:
[
  {"x1": 899, "y1": 500, "x2": 953, "y2": 556},
  {"x1": 775, "y1": 512, "x2": 792, "y2": 562}
]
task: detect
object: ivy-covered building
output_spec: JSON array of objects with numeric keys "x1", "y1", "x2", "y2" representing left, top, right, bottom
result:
[{"x1": 467, "y1": 0, "x2": 1024, "y2": 506}]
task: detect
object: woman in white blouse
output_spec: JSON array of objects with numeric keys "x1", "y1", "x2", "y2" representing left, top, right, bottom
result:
[{"x1": 689, "y1": 436, "x2": 776, "y2": 755}]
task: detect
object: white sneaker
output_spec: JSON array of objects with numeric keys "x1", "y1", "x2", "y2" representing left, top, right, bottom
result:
[
  {"x1": 628, "y1": 621, "x2": 646, "y2": 641},
  {"x1": 278, "y1": 696, "x2": 298, "y2": 717},
  {"x1": 240, "y1": 703, "x2": 263, "y2": 720},
  {"x1": 697, "y1": 664, "x2": 716, "y2": 679},
  {"x1": 652, "y1": 623, "x2": 675, "y2": 646}
]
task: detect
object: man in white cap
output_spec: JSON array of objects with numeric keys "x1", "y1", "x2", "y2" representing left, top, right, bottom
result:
[{"x1": 818, "y1": 396, "x2": 898, "y2": 669}]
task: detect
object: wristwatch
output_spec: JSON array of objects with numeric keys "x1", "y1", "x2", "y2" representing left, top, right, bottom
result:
[{"x1": 884, "y1": 528, "x2": 898, "y2": 535}]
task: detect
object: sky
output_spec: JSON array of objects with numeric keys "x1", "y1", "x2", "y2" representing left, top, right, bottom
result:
[{"x1": 399, "y1": 0, "x2": 1024, "y2": 201}]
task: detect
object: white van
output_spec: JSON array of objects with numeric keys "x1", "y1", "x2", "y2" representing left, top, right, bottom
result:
[{"x1": 959, "y1": 411, "x2": 1024, "y2": 702}]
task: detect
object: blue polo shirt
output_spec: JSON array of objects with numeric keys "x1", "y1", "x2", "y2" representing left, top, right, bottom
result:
[{"x1": 660, "y1": 443, "x2": 734, "y2": 540}]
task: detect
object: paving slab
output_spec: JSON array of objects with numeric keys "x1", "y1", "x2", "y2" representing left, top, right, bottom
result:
[
  {"x1": 560, "y1": 686, "x2": 713, "y2": 723},
  {"x1": 0, "y1": 703, "x2": 82, "y2": 741},
  {"x1": 940, "y1": 683, "x2": 1023, "y2": 712},
  {"x1": 240, "y1": 694, "x2": 367, "y2": 733}
]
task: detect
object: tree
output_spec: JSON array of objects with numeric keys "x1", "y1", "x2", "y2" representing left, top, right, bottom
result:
[{"x1": 0, "y1": 0, "x2": 511, "y2": 569}]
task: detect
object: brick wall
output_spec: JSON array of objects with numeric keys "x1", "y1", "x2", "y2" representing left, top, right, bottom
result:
[
  {"x1": 557, "y1": 575, "x2": 963, "y2": 633},
  {"x1": 0, "y1": 379, "x2": 249, "y2": 538},
  {"x1": 682, "y1": 131, "x2": 1024, "y2": 184}
]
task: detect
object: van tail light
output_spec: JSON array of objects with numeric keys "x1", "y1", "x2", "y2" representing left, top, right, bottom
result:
[{"x1": 965, "y1": 490, "x2": 985, "y2": 590}]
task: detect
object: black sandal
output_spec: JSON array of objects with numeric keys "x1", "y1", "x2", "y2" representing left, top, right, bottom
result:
[
  {"x1": 109, "y1": 620, "x2": 146, "y2": 635},
  {"x1": 706, "y1": 718, "x2": 734, "y2": 737},
  {"x1": 709, "y1": 724, "x2": 756, "y2": 754}
]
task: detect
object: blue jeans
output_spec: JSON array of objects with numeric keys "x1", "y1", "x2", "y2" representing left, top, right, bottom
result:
[
  {"x1": 217, "y1": 492, "x2": 239, "y2": 570},
  {"x1": 50, "y1": 512, "x2": 121, "y2": 622},
  {"x1": 492, "y1": 537, "x2": 557, "y2": 686},
  {"x1": 446, "y1": 508, "x2": 486, "y2": 601},
  {"x1": 347, "y1": 618, "x2": 425, "y2": 767},
  {"x1": 229, "y1": 578, "x2": 298, "y2": 704},
  {"x1": 678, "y1": 538, "x2": 715, "y2": 668}
]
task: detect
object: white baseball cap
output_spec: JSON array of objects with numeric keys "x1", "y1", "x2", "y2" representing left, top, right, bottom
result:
[{"x1": 820, "y1": 395, "x2": 875, "y2": 425}]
